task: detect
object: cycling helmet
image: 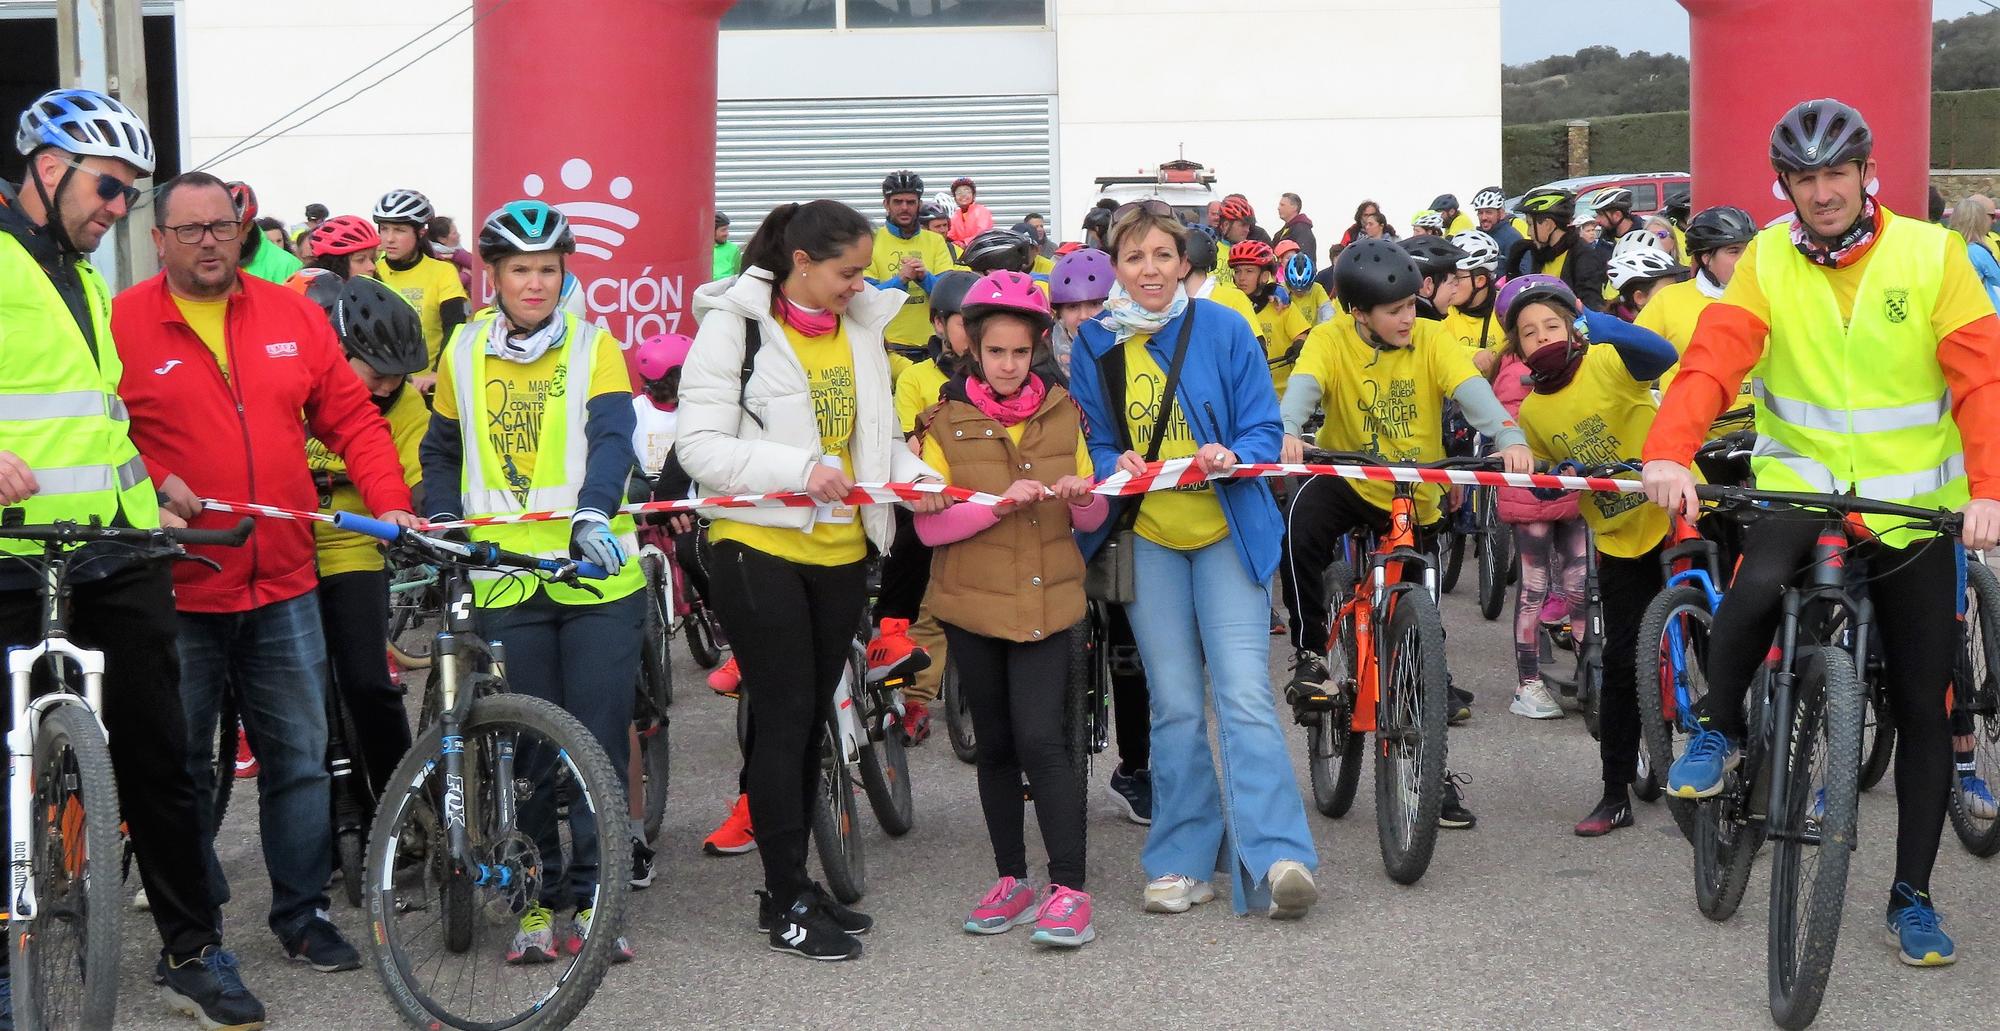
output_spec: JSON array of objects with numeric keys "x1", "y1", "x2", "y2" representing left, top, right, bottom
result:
[
  {"x1": 1569, "y1": 206, "x2": 1597, "y2": 228},
  {"x1": 478, "y1": 199, "x2": 575, "y2": 263},
  {"x1": 1589, "y1": 186, "x2": 1634, "y2": 212},
  {"x1": 1518, "y1": 186, "x2": 1577, "y2": 223},
  {"x1": 1217, "y1": 196, "x2": 1254, "y2": 223},
  {"x1": 1050, "y1": 247, "x2": 1114, "y2": 305},
  {"x1": 15, "y1": 88, "x2": 154, "y2": 174},
  {"x1": 1613, "y1": 228, "x2": 1663, "y2": 257},
  {"x1": 1430, "y1": 193, "x2": 1460, "y2": 212},
  {"x1": 1496, "y1": 273, "x2": 1580, "y2": 331},
  {"x1": 950, "y1": 176, "x2": 975, "y2": 192},
  {"x1": 226, "y1": 181, "x2": 259, "y2": 222},
  {"x1": 1770, "y1": 98, "x2": 1872, "y2": 174},
  {"x1": 918, "y1": 201, "x2": 949, "y2": 225},
  {"x1": 1282, "y1": 252, "x2": 1316, "y2": 294},
  {"x1": 373, "y1": 188, "x2": 433, "y2": 226},
  {"x1": 1226, "y1": 239, "x2": 1275, "y2": 269},
  {"x1": 1470, "y1": 187, "x2": 1507, "y2": 212},
  {"x1": 1411, "y1": 210, "x2": 1445, "y2": 232},
  {"x1": 961, "y1": 270, "x2": 1053, "y2": 331},
  {"x1": 1400, "y1": 235, "x2": 1466, "y2": 281},
  {"x1": 1607, "y1": 248, "x2": 1689, "y2": 293},
  {"x1": 334, "y1": 277, "x2": 428, "y2": 376},
  {"x1": 1184, "y1": 230, "x2": 1218, "y2": 274},
  {"x1": 882, "y1": 169, "x2": 924, "y2": 197},
  {"x1": 309, "y1": 215, "x2": 380, "y2": 257},
  {"x1": 1334, "y1": 237, "x2": 1423, "y2": 310},
  {"x1": 303, "y1": 271, "x2": 345, "y2": 322},
  {"x1": 635, "y1": 333, "x2": 695, "y2": 383},
  {"x1": 715, "y1": 211, "x2": 730, "y2": 228},
  {"x1": 929, "y1": 269, "x2": 980, "y2": 319},
  {"x1": 1449, "y1": 230, "x2": 1501, "y2": 274},
  {"x1": 963, "y1": 228, "x2": 1038, "y2": 274},
  {"x1": 1684, "y1": 205, "x2": 1758, "y2": 255}
]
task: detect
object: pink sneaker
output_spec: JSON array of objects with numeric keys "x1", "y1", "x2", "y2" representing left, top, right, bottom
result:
[
  {"x1": 963, "y1": 876, "x2": 1036, "y2": 935},
  {"x1": 1029, "y1": 885, "x2": 1095, "y2": 948}
]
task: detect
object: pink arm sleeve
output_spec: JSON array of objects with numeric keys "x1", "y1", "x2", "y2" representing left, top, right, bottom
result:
[
  {"x1": 1068, "y1": 493, "x2": 1109, "y2": 532},
  {"x1": 915, "y1": 502, "x2": 1003, "y2": 546}
]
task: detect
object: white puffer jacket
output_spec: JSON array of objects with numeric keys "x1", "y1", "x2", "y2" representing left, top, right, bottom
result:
[{"x1": 676, "y1": 269, "x2": 937, "y2": 552}]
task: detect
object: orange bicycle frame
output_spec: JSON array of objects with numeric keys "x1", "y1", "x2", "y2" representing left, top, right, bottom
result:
[{"x1": 1335, "y1": 490, "x2": 1422, "y2": 734}]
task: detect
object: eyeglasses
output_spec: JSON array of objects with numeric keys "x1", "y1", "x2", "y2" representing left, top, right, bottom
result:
[
  {"x1": 1112, "y1": 199, "x2": 1175, "y2": 222},
  {"x1": 58, "y1": 159, "x2": 142, "y2": 206},
  {"x1": 160, "y1": 220, "x2": 243, "y2": 244}
]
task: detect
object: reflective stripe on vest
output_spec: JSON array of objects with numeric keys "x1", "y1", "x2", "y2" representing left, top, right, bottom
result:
[{"x1": 1748, "y1": 212, "x2": 1967, "y2": 546}]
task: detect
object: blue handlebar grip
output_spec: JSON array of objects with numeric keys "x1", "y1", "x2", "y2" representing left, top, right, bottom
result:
[
  {"x1": 575, "y1": 561, "x2": 610, "y2": 579},
  {"x1": 331, "y1": 511, "x2": 405, "y2": 543}
]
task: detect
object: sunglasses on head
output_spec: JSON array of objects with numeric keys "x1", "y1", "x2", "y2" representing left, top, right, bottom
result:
[
  {"x1": 58, "y1": 158, "x2": 142, "y2": 206},
  {"x1": 1112, "y1": 199, "x2": 1175, "y2": 222}
]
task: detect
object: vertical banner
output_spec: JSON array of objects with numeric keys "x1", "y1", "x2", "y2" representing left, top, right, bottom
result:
[
  {"x1": 473, "y1": 0, "x2": 733, "y2": 358},
  {"x1": 1681, "y1": 0, "x2": 1932, "y2": 223}
]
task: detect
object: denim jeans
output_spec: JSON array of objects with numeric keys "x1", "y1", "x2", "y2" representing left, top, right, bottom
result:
[
  {"x1": 179, "y1": 591, "x2": 333, "y2": 941},
  {"x1": 1127, "y1": 536, "x2": 1317, "y2": 914}
]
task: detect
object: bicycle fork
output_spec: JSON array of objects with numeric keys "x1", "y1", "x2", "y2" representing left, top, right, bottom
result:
[
  {"x1": 434, "y1": 635, "x2": 522, "y2": 891},
  {"x1": 6, "y1": 633, "x2": 107, "y2": 924}
]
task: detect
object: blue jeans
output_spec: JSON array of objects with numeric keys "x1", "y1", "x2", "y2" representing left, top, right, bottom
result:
[
  {"x1": 179, "y1": 591, "x2": 333, "y2": 940},
  {"x1": 1127, "y1": 536, "x2": 1316, "y2": 914}
]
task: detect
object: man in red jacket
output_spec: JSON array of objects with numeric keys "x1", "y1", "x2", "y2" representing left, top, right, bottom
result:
[{"x1": 114, "y1": 171, "x2": 419, "y2": 973}]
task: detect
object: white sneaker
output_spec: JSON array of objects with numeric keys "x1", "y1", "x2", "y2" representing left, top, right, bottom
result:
[
  {"x1": 1143, "y1": 874, "x2": 1216, "y2": 914},
  {"x1": 1266, "y1": 860, "x2": 1317, "y2": 920},
  {"x1": 1510, "y1": 678, "x2": 1564, "y2": 720}
]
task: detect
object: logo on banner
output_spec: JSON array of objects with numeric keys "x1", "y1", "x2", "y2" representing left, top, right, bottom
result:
[
  {"x1": 522, "y1": 158, "x2": 640, "y2": 261},
  {"x1": 506, "y1": 157, "x2": 687, "y2": 343}
]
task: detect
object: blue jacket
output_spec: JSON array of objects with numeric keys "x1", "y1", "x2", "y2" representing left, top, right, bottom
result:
[
  {"x1": 1068, "y1": 298, "x2": 1286, "y2": 583},
  {"x1": 1967, "y1": 240, "x2": 2000, "y2": 315}
]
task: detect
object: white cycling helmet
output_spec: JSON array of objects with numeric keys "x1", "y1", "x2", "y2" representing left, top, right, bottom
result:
[
  {"x1": 1569, "y1": 206, "x2": 1597, "y2": 228},
  {"x1": 1607, "y1": 247, "x2": 1688, "y2": 292},
  {"x1": 1411, "y1": 209, "x2": 1445, "y2": 231},
  {"x1": 373, "y1": 188, "x2": 434, "y2": 226},
  {"x1": 16, "y1": 88, "x2": 154, "y2": 175},
  {"x1": 1449, "y1": 230, "x2": 1501, "y2": 273},
  {"x1": 1589, "y1": 186, "x2": 1635, "y2": 211},
  {"x1": 1613, "y1": 228, "x2": 1664, "y2": 257},
  {"x1": 1470, "y1": 187, "x2": 1507, "y2": 212}
]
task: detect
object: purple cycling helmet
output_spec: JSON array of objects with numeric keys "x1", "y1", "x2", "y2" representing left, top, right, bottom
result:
[
  {"x1": 1049, "y1": 247, "x2": 1114, "y2": 305},
  {"x1": 1495, "y1": 273, "x2": 1580, "y2": 333}
]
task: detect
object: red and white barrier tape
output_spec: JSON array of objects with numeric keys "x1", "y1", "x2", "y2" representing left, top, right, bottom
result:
[{"x1": 199, "y1": 458, "x2": 1640, "y2": 530}]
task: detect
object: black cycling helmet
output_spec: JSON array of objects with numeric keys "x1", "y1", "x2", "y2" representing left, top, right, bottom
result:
[
  {"x1": 1684, "y1": 205, "x2": 1758, "y2": 256},
  {"x1": 478, "y1": 200, "x2": 575, "y2": 264},
  {"x1": 1399, "y1": 235, "x2": 1466, "y2": 281},
  {"x1": 1430, "y1": 193, "x2": 1460, "y2": 212},
  {"x1": 1184, "y1": 228, "x2": 1218, "y2": 274},
  {"x1": 963, "y1": 228, "x2": 1037, "y2": 274},
  {"x1": 882, "y1": 169, "x2": 924, "y2": 198},
  {"x1": 1081, "y1": 205, "x2": 1112, "y2": 239},
  {"x1": 335, "y1": 277, "x2": 428, "y2": 376},
  {"x1": 303, "y1": 271, "x2": 345, "y2": 323},
  {"x1": 929, "y1": 270, "x2": 979, "y2": 320},
  {"x1": 1334, "y1": 237, "x2": 1424, "y2": 310},
  {"x1": 918, "y1": 201, "x2": 949, "y2": 225},
  {"x1": 1770, "y1": 98, "x2": 1872, "y2": 175},
  {"x1": 1518, "y1": 186, "x2": 1577, "y2": 224}
]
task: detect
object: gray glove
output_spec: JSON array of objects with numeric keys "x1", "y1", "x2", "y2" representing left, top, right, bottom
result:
[{"x1": 570, "y1": 516, "x2": 625, "y2": 575}]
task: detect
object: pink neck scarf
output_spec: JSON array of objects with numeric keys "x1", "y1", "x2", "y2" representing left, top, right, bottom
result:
[
  {"x1": 965, "y1": 374, "x2": 1046, "y2": 427},
  {"x1": 776, "y1": 292, "x2": 838, "y2": 337}
]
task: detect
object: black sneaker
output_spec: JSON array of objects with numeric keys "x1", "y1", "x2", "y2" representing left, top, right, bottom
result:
[
  {"x1": 282, "y1": 915, "x2": 362, "y2": 972},
  {"x1": 1285, "y1": 651, "x2": 1330, "y2": 707},
  {"x1": 1106, "y1": 765, "x2": 1153, "y2": 825},
  {"x1": 766, "y1": 891, "x2": 864, "y2": 961},
  {"x1": 1447, "y1": 683, "x2": 1474, "y2": 726},
  {"x1": 1574, "y1": 793, "x2": 1634, "y2": 837},
  {"x1": 630, "y1": 836, "x2": 656, "y2": 889},
  {"x1": 159, "y1": 946, "x2": 268, "y2": 1030},
  {"x1": 756, "y1": 885, "x2": 873, "y2": 935},
  {"x1": 1439, "y1": 770, "x2": 1477, "y2": 830}
]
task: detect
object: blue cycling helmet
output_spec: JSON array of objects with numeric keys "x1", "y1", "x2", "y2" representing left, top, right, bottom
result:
[
  {"x1": 15, "y1": 88, "x2": 154, "y2": 174},
  {"x1": 478, "y1": 200, "x2": 575, "y2": 263},
  {"x1": 1282, "y1": 252, "x2": 1316, "y2": 294}
]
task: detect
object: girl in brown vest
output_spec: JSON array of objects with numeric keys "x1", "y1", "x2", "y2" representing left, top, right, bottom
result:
[{"x1": 915, "y1": 271, "x2": 1108, "y2": 947}]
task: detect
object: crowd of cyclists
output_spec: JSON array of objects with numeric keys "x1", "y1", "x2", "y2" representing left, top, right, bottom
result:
[{"x1": 4, "y1": 82, "x2": 2000, "y2": 1028}]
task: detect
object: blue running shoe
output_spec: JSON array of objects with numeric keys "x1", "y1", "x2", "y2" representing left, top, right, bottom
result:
[
  {"x1": 1959, "y1": 775, "x2": 1998, "y2": 820},
  {"x1": 1667, "y1": 728, "x2": 1740, "y2": 799},
  {"x1": 1886, "y1": 883, "x2": 1956, "y2": 967}
]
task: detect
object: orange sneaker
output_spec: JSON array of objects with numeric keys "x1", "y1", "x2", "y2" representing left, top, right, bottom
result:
[
  {"x1": 707, "y1": 656, "x2": 741, "y2": 697},
  {"x1": 866, "y1": 619, "x2": 931, "y2": 683},
  {"x1": 702, "y1": 794, "x2": 756, "y2": 855}
]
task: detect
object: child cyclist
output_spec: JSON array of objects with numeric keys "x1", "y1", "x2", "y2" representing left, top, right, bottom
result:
[
  {"x1": 914, "y1": 270, "x2": 1109, "y2": 946},
  {"x1": 1048, "y1": 247, "x2": 1114, "y2": 374}
]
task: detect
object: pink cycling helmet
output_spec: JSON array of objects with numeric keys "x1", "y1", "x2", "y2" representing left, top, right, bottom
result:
[
  {"x1": 1049, "y1": 247, "x2": 1114, "y2": 305},
  {"x1": 635, "y1": 333, "x2": 694, "y2": 382},
  {"x1": 961, "y1": 270, "x2": 1053, "y2": 330}
]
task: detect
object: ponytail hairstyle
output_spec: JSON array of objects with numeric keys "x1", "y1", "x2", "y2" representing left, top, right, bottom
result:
[{"x1": 740, "y1": 200, "x2": 874, "y2": 306}]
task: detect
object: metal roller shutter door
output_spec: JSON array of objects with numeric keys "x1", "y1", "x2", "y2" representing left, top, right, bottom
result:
[{"x1": 715, "y1": 95, "x2": 1054, "y2": 240}]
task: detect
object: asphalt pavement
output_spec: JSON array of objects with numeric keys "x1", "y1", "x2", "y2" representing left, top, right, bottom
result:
[{"x1": 112, "y1": 581, "x2": 1998, "y2": 1030}]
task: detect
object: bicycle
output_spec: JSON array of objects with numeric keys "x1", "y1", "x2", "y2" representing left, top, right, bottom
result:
[
  {"x1": 1947, "y1": 554, "x2": 2000, "y2": 855},
  {"x1": 941, "y1": 657, "x2": 976, "y2": 764},
  {"x1": 1292, "y1": 451, "x2": 1478, "y2": 885},
  {"x1": 337, "y1": 513, "x2": 631, "y2": 1031},
  {"x1": 1672, "y1": 487, "x2": 1964, "y2": 1031},
  {"x1": 0, "y1": 513, "x2": 252, "y2": 1031},
  {"x1": 385, "y1": 557, "x2": 441, "y2": 671}
]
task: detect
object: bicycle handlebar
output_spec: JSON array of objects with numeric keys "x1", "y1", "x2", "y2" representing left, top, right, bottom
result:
[
  {"x1": 1301, "y1": 449, "x2": 1502, "y2": 473},
  {"x1": 0, "y1": 515, "x2": 255, "y2": 549},
  {"x1": 333, "y1": 512, "x2": 609, "y2": 580},
  {"x1": 1691, "y1": 484, "x2": 1964, "y2": 532}
]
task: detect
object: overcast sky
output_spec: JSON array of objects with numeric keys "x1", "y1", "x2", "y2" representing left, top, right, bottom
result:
[{"x1": 1502, "y1": 0, "x2": 1996, "y2": 64}]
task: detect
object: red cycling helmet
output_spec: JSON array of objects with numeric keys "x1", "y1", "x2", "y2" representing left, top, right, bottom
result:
[
  {"x1": 635, "y1": 333, "x2": 694, "y2": 382},
  {"x1": 1054, "y1": 241, "x2": 1083, "y2": 257},
  {"x1": 1226, "y1": 239, "x2": 1275, "y2": 268},
  {"x1": 961, "y1": 270, "x2": 1053, "y2": 330},
  {"x1": 225, "y1": 181, "x2": 258, "y2": 222},
  {"x1": 309, "y1": 215, "x2": 381, "y2": 257},
  {"x1": 1218, "y1": 196, "x2": 1254, "y2": 222},
  {"x1": 1271, "y1": 239, "x2": 1301, "y2": 260},
  {"x1": 951, "y1": 176, "x2": 976, "y2": 191}
]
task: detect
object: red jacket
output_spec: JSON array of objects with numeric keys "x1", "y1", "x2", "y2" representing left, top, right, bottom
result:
[{"x1": 113, "y1": 272, "x2": 413, "y2": 613}]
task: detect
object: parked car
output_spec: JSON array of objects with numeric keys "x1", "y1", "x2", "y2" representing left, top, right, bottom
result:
[
  {"x1": 1094, "y1": 158, "x2": 1219, "y2": 225},
  {"x1": 1507, "y1": 172, "x2": 1692, "y2": 220}
]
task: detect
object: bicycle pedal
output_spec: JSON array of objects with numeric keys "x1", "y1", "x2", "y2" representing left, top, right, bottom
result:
[{"x1": 1288, "y1": 691, "x2": 1337, "y2": 713}]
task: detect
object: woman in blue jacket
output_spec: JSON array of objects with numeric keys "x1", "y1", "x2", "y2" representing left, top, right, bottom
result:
[{"x1": 1068, "y1": 204, "x2": 1319, "y2": 920}]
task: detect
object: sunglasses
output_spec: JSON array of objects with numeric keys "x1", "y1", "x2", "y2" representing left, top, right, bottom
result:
[
  {"x1": 1112, "y1": 199, "x2": 1175, "y2": 222},
  {"x1": 59, "y1": 158, "x2": 142, "y2": 206}
]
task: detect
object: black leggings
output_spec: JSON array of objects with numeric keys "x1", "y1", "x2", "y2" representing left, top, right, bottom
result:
[
  {"x1": 872, "y1": 506, "x2": 930, "y2": 624},
  {"x1": 942, "y1": 623, "x2": 1086, "y2": 889},
  {"x1": 1105, "y1": 603, "x2": 1150, "y2": 773},
  {"x1": 317, "y1": 569, "x2": 415, "y2": 798},
  {"x1": 1695, "y1": 510, "x2": 1957, "y2": 893},
  {"x1": 708, "y1": 542, "x2": 867, "y2": 902},
  {"x1": 1597, "y1": 546, "x2": 1663, "y2": 790}
]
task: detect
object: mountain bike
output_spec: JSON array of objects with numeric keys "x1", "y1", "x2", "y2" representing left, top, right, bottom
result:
[
  {"x1": 1292, "y1": 452, "x2": 1482, "y2": 885},
  {"x1": 385, "y1": 556, "x2": 441, "y2": 671},
  {"x1": 1675, "y1": 487, "x2": 1963, "y2": 1031},
  {"x1": 337, "y1": 514, "x2": 630, "y2": 1031},
  {"x1": 0, "y1": 513, "x2": 252, "y2": 1031},
  {"x1": 1947, "y1": 555, "x2": 2000, "y2": 855},
  {"x1": 811, "y1": 615, "x2": 920, "y2": 903}
]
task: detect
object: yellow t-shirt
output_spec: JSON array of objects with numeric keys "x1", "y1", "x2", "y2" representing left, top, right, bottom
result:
[
  {"x1": 1440, "y1": 306, "x2": 1500, "y2": 355},
  {"x1": 174, "y1": 295, "x2": 231, "y2": 378},
  {"x1": 707, "y1": 323, "x2": 868, "y2": 566},
  {"x1": 919, "y1": 415, "x2": 1093, "y2": 491},
  {"x1": 1446, "y1": 211, "x2": 1476, "y2": 236},
  {"x1": 1290, "y1": 282, "x2": 1333, "y2": 326},
  {"x1": 1295, "y1": 317, "x2": 1481, "y2": 523},
  {"x1": 1207, "y1": 280, "x2": 1261, "y2": 338},
  {"x1": 309, "y1": 384, "x2": 427, "y2": 576},
  {"x1": 1719, "y1": 211, "x2": 1991, "y2": 342},
  {"x1": 432, "y1": 325, "x2": 635, "y2": 492},
  {"x1": 895, "y1": 356, "x2": 951, "y2": 435},
  {"x1": 1517, "y1": 345, "x2": 1671, "y2": 559},
  {"x1": 1123, "y1": 334, "x2": 1227, "y2": 550},
  {"x1": 867, "y1": 227, "x2": 959, "y2": 348},
  {"x1": 1257, "y1": 299, "x2": 1315, "y2": 399},
  {"x1": 377, "y1": 255, "x2": 470, "y2": 370},
  {"x1": 1637, "y1": 277, "x2": 1718, "y2": 398},
  {"x1": 1032, "y1": 254, "x2": 1055, "y2": 277}
]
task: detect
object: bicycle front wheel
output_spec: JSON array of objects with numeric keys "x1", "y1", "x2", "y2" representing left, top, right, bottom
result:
[
  {"x1": 12, "y1": 702, "x2": 122, "y2": 1031},
  {"x1": 812, "y1": 718, "x2": 868, "y2": 904},
  {"x1": 1768, "y1": 646, "x2": 1862, "y2": 1031},
  {"x1": 856, "y1": 654, "x2": 916, "y2": 836},
  {"x1": 639, "y1": 556, "x2": 674, "y2": 710},
  {"x1": 1638, "y1": 584, "x2": 1714, "y2": 843},
  {"x1": 364, "y1": 693, "x2": 631, "y2": 1031},
  {"x1": 1308, "y1": 562, "x2": 1364, "y2": 819},
  {"x1": 639, "y1": 718, "x2": 670, "y2": 845},
  {"x1": 1375, "y1": 591, "x2": 1449, "y2": 885},
  {"x1": 942, "y1": 659, "x2": 976, "y2": 765},
  {"x1": 1476, "y1": 502, "x2": 1510, "y2": 622},
  {"x1": 1950, "y1": 560, "x2": 2000, "y2": 855}
]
